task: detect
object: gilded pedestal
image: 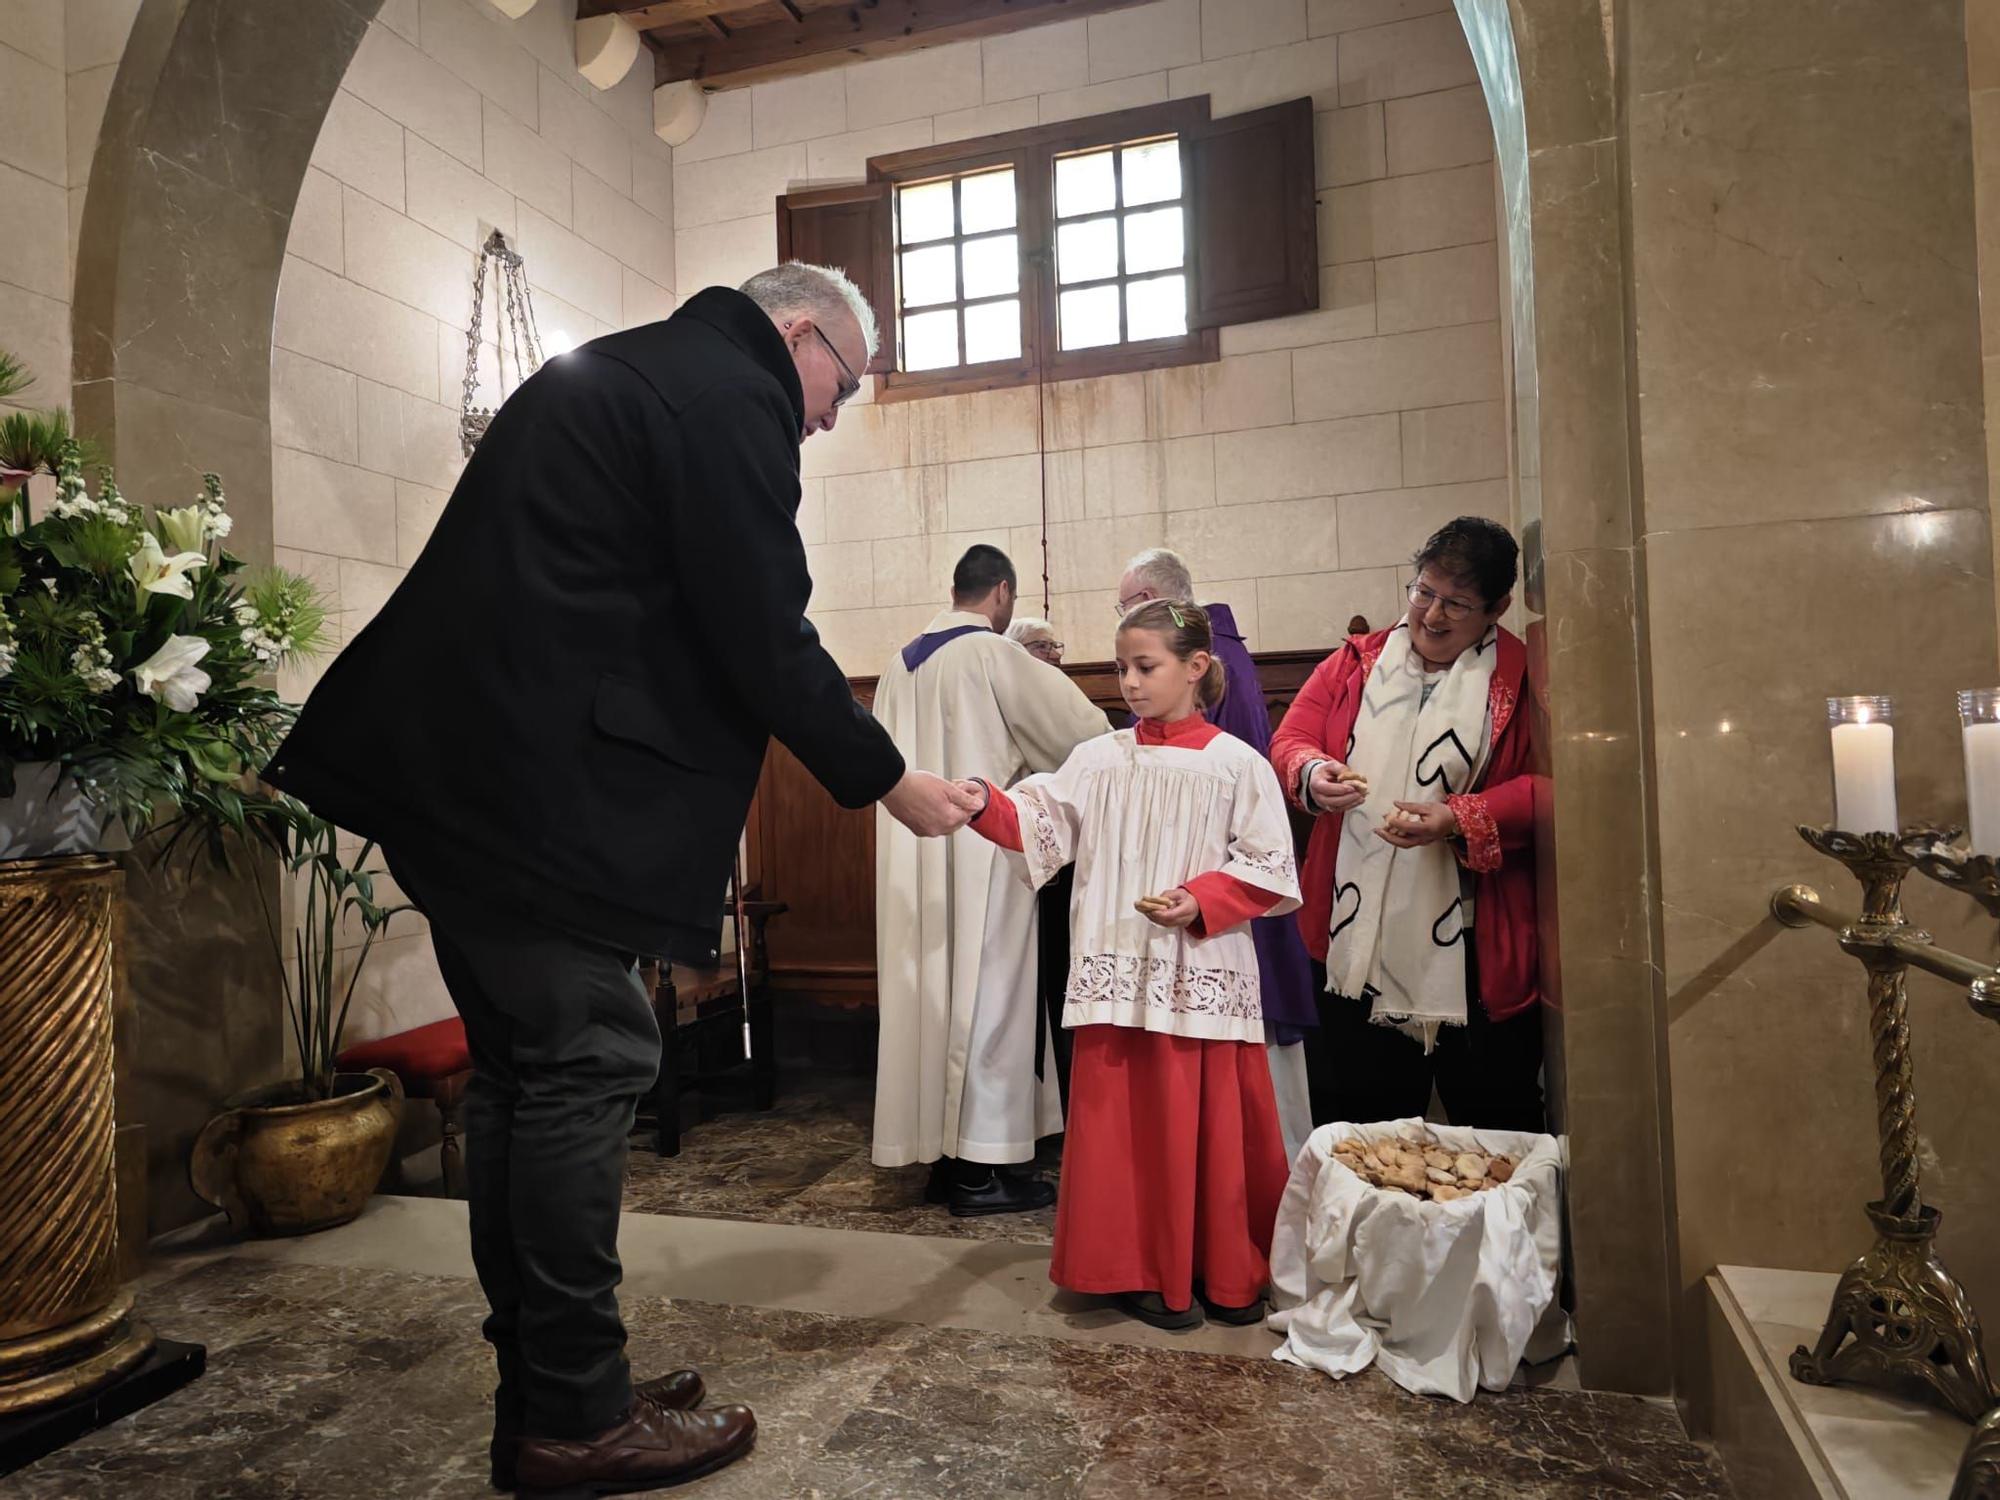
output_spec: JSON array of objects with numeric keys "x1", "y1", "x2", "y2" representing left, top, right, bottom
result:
[{"x1": 0, "y1": 856, "x2": 154, "y2": 1413}]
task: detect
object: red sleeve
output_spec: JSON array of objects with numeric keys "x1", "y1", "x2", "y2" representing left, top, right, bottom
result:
[
  {"x1": 1184, "y1": 871, "x2": 1283, "y2": 938},
  {"x1": 966, "y1": 779, "x2": 1023, "y2": 852},
  {"x1": 1446, "y1": 775, "x2": 1534, "y2": 873},
  {"x1": 1270, "y1": 649, "x2": 1351, "y2": 808}
]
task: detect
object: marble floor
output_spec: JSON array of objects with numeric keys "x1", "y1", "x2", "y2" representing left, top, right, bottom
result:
[
  {"x1": 3, "y1": 1076, "x2": 1735, "y2": 1499},
  {"x1": 623, "y1": 1073, "x2": 1059, "y2": 1244}
]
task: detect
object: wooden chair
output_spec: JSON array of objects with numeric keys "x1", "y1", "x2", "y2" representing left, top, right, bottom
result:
[{"x1": 639, "y1": 881, "x2": 786, "y2": 1157}]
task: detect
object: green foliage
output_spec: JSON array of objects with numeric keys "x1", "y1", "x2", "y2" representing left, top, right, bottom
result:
[
  {"x1": 0, "y1": 407, "x2": 97, "y2": 475},
  {"x1": 0, "y1": 348, "x2": 31, "y2": 403}
]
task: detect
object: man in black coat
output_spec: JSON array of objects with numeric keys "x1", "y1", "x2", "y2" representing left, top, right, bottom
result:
[{"x1": 267, "y1": 264, "x2": 975, "y2": 1495}]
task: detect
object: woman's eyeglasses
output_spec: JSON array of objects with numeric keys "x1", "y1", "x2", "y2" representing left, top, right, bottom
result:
[
  {"x1": 1025, "y1": 639, "x2": 1065, "y2": 662},
  {"x1": 1407, "y1": 580, "x2": 1481, "y2": 622}
]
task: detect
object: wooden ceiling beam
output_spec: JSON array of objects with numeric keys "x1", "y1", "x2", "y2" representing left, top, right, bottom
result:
[
  {"x1": 649, "y1": 0, "x2": 1156, "y2": 90},
  {"x1": 578, "y1": 1, "x2": 744, "y2": 24}
]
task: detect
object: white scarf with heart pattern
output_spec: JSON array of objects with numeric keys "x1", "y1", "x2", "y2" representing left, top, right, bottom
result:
[{"x1": 1325, "y1": 621, "x2": 1496, "y2": 1048}]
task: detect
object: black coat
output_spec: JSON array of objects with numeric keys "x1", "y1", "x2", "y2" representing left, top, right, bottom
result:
[{"x1": 266, "y1": 287, "x2": 904, "y2": 953}]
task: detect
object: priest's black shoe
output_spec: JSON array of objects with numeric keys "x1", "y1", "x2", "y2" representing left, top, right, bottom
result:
[
  {"x1": 513, "y1": 1399, "x2": 755, "y2": 1498},
  {"x1": 947, "y1": 1163, "x2": 1056, "y2": 1217},
  {"x1": 923, "y1": 1157, "x2": 956, "y2": 1205},
  {"x1": 491, "y1": 1370, "x2": 708, "y2": 1491}
]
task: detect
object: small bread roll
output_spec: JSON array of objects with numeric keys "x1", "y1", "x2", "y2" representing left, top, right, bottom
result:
[
  {"x1": 1487, "y1": 1157, "x2": 1516, "y2": 1183},
  {"x1": 1431, "y1": 1184, "x2": 1465, "y2": 1202},
  {"x1": 1426, "y1": 1165, "x2": 1455, "y2": 1184},
  {"x1": 1453, "y1": 1153, "x2": 1488, "y2": 1179}
]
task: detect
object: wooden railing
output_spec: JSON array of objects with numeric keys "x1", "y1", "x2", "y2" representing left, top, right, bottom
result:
[{"x1": 740, "y1": 647, "x2": 1332, "y2": 1008}]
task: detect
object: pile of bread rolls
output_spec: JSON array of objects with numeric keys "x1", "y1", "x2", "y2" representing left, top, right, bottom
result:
[{"x1": 1331, "y1": 1125, "x2": 1518, "y2": 1202}]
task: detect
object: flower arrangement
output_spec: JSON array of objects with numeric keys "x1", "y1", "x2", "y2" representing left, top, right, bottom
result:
[{"x1": 0, "y1": 434, "x2": 326, "y2": 863}]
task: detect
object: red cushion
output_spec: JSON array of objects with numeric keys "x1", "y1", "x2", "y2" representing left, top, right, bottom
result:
[{"x1": 338, "y1": 1017, "x2": 471, "y2": 1093}]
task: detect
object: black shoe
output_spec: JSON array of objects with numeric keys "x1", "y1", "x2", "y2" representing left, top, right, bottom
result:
[
  {"x1": 923, "y1": 1157, "x2": 956, "y2": 1205},
  {"x1": 947, "y1": 1164, "x2": 1056, "y2": 1217},
  {"x1": 1115, "y1": 1291, "x2": 1203, "y2": 1331},
  {"x1": 1196, "y1": 1286, "x2": 1268, "y2": 1325}
]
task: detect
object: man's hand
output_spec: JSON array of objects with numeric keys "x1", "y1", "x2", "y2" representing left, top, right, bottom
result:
[
  {"x1": 1135, "y1": 888, "x2": 1200, "y2": 929},
  {"x1": 1308, "y1": 760, "x2": 1368, "y2": 814},
  {"x1": 1374, "y1": 799, "x2": 1458, "y2": 848},
  {"x1": 953, "y1": 778, "x2": 991, "y2": 813},
  {"x1": 882, "y1": 769, "x2": 983, "y2": 836}
]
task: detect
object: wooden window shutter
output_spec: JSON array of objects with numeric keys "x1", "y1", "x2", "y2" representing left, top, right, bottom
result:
[
  {"x1": 1183, "y1": 97, "x2": 1319, "y2": 330},
  {"x1": 774, "y1": 182, "x2": 895, "y2": 374}
]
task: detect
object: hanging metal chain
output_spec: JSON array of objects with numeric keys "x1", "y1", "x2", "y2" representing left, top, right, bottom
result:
[{"x1": 459, "y1": 229, "x2": 546, "y2": 458}]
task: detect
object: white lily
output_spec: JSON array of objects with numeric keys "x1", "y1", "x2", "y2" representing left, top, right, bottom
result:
[
  {"x1": 156, "y1": 505, "x2": 209, "y2": 556},
  {"x1": 128, "y1": 532, "x2": 207, "y2": 604},
  {"x1": 131, "y1": 635, "x2": 212, "y2": 712}
]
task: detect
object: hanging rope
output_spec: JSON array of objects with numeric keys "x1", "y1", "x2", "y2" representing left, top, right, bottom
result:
[{"x1": 1035, "y1": 357, "x2": 1052, "y2": 613}]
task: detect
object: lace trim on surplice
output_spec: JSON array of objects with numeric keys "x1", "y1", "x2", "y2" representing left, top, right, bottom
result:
[{"x1": 1067, "y1": 952, "x2": 1263, "y2": 1022}]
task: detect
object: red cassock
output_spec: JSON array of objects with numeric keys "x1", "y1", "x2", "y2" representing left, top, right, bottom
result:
[{"x1": 970, "y1": 713, "x2": 1292, "y2": 1311}]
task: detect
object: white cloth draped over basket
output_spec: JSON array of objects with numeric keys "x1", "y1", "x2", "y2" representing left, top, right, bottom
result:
[{"x1": 1267, "y1": 1118, "x2": 1570, "y2": 1402}]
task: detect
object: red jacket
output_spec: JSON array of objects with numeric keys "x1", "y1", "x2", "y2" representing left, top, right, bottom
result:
[{"x1": 1269, "y1": 628, "x2": 1541, "y2": 1023}]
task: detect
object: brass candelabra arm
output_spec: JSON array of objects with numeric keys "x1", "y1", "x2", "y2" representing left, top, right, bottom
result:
[
  {"x1": 1800, "y1": 825, "x2": 1955, "y2": 925},
  {"x1": 1905, "y1": 835, "x2": 2000, "y2": 922}
]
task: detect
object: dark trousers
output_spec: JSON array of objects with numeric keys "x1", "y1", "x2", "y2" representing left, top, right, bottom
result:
[
  {"x1": 1302, "y1": 953, "x2": 1546, "y2": 1133},
  {"x1": 392, "y1": 853, "x2": 661, "y2": 1441}
]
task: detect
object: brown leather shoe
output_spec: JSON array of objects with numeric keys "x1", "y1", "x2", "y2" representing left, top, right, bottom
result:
[
  {"x1": 489, "y1": 1372, "x2": 709, "y2": 1492},
  {"x1": 514, "y1": 1401, "x2": 755, "y2": 1496}
]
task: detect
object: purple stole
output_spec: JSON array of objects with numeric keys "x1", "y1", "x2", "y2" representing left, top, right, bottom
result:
[{"x1": 900, "y1": 623, "x2": 988, "y2": 672}]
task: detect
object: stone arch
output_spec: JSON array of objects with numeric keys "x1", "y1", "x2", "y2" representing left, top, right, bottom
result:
[{"x1": 68, "y1": 0, "x2": 386, "y2": 1234}]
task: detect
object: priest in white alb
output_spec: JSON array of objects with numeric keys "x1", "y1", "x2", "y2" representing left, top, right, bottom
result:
[{"x1": 873, "y1": 545, "x2": 1111, "y2": 1215}]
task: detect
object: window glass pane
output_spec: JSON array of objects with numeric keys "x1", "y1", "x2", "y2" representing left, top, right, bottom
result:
[
  {"x1": 1057, "y1": 217, "x2": 1119, "y2": 284},
  {"x1": 1059, "y1": 284, "x2": 1121, "y2": 350},
  {"x1": 1125, "y1": 274, "x2": 1187, "y2": 341},
  {"x1": 1121, "y1": 138, "x2": 1181, "y2": 207},
  {"x1": 900, "y1": 244, "x2": 957, "y2": 307},
  {"x1": 960, "y1": 234, "x2": 1019, "y2": 299},
  {"x1": 903, "y1": 307, "x2": 960, "y2": 370},
  {"x1": 964, "y1": 299, "x2": 1022, "y2": 364},
  {"x1": 1123, "y1": 205, "x2": 1185, "y2": 275},
  {"x1": 1055, "y1": 149, "x2": 1115, "y2": 218},
  {"x1": 959, "y1": 168, "x2": 1016, "y2": 234},
  {"x1": 899, "y1": 179, "x2": 955, "y2": 244}
]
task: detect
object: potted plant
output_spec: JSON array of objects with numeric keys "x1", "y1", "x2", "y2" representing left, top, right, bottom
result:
[
  {"x1": 0, "y1": 352, "x2": 336, "y2": 1407},
  {"x1": 189, "y1": 807, "x2": 415, "y2": 1236}
]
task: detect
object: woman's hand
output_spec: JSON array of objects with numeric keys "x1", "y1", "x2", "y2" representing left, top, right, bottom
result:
[
  {"x1": 1134, "y1": 888, "x2": 1200, "y2": 928},
  {"x1": 954, "y1": 778, "x2": 990, "y2": 814},
  {"x1": 1308, "y1": 760, "x2": 1368, "y2": 814},
  {"x1": 1374, "y1": 800, "x2": 1458, "y2": 848}
]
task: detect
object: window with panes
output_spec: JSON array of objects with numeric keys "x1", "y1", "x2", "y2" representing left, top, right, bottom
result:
[{"x1": 774, "y1": 97, "x2": 1319, "y2": 400}]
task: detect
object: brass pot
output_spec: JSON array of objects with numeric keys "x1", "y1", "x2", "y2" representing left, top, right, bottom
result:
[{"x1": 189, "y1": 1069, "x2": 404, "y2": 1236}]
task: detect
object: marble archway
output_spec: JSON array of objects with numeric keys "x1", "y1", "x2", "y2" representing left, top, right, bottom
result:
[
  {"x1": 68, "y1": 0, "x2": 387, "y2": 1235},
  {"x1": 1450, "y1": 0, "x2": 1679, "y2": 1397}
]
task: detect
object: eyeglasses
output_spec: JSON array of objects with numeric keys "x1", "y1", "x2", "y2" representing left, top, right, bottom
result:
[
  {"x1": 811, "y1": 324, "x2": 861, "y2": 408},
  {"x1": 1025, "y1": 639, "x2": 1065, "y2": 660},
  {"x1": 1407, "y1": 579, "x2": 1482, "y2": 622},
  {"x1": 1112, "y1": 588, "x2": 1155, "y2": 618}
]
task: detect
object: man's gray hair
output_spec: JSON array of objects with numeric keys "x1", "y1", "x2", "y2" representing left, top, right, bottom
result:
[
  {"x1": 1124, "y1": 547, "x2": 1194, "y2": 604},
  {"x1": 739, "y1": 262, "x2": 880, "y2": 362},
  {"x1": 1006, "y1": 616, "x2": 1056, "y2": 645}
]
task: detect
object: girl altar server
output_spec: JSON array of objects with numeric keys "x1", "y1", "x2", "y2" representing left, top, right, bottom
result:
[{"x1": 959, "y1": 601, "x2": 1301, "y2": 1329}]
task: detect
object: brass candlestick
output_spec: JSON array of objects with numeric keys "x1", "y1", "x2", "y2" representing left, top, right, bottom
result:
[
  {"x1": 1904, "y1": 838, "x2": 2000, "y2": 1499},
  {"x1": 1772, "y1": 826, "x2": 1994, "y2": 1424}
]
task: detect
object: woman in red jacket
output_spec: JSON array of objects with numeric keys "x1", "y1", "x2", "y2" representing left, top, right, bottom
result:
[{"x1": 1270, "y1": 517, "x2": 1543, "y2": 1131}]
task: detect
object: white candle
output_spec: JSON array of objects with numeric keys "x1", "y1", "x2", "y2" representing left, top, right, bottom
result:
[
  {"x1": 1965, "y1": 721, "x2": 2000, "y2": 854},
  {"x1": 1831, "y1": 720, "x2": 1898, "y2": 833}
]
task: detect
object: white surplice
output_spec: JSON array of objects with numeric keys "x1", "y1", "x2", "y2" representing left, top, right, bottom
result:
[
  {"x1": 997, "y1": 729, "x2": 1301, "y2": 1043},
  {"x1": 872, "y1": 611, "x2": 1110, "y2": 1168}
]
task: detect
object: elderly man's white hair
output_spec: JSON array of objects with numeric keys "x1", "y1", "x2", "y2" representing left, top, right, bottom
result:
[
  {"x1": 1124, "y1": 547, "x2": 1194, "y2": 604},
  {"x1": 1006, "y1": 616, "x2": 1056, "y2": 645},
  {"x1": 739, "y1": 262, "x2": 880, "y2": 362}
]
